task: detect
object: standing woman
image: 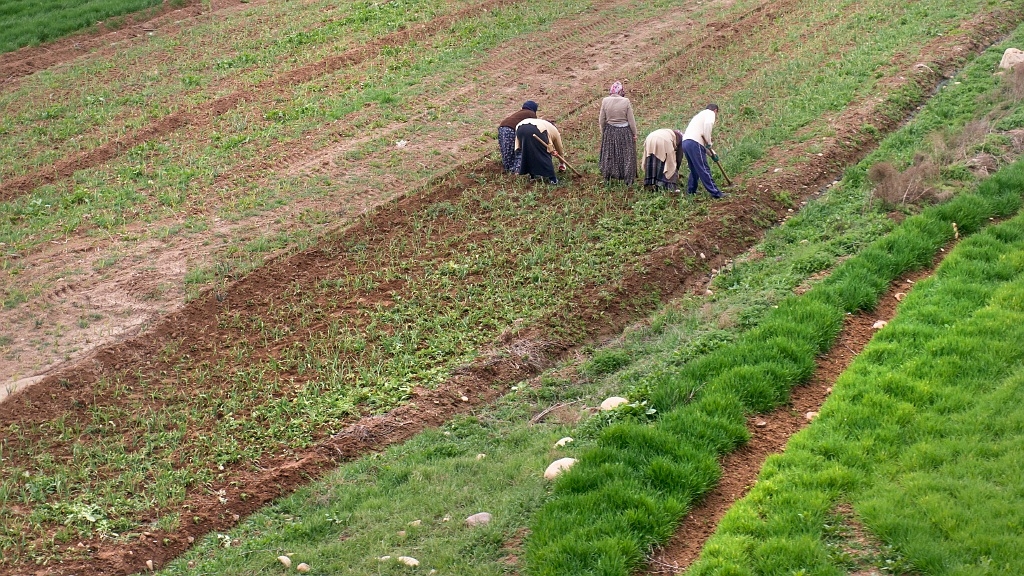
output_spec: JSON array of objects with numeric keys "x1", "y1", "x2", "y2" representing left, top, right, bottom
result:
[
  {"x1": 498, "y1": 101, "x2": 539, "y2": 173},
  {"x1": 642, "y1": 128, "x2": 684, "y2": 191},
  {"x1": 598, "y1": 81, "x2": 638, "y2": 184}
]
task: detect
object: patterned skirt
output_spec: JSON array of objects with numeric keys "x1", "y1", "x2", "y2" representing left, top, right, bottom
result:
[
  {"x1": 600, "y1": 124, "x2": 638, "y2": 184},
  {"x1": 643, "y1": 154, "x2": 679, "y2": 190},
  {"x1": 498, "y1": 126, "x2": 521, "y2": 173}
]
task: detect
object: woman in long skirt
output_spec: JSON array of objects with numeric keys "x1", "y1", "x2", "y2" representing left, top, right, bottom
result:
[
  {"x1": 598, "y1": 81, "x2": 638, "y2": 184},
  {"x1": 642, "y1": 128, "x2": 684, "y2": 191},
  {"x1": 498, "y1": 100, "x2": 538, "y2": 173}
]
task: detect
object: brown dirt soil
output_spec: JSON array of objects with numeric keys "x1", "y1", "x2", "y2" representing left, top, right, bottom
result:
[
  {"x1": 0, "y1": 0, "x2": 1020, "y2": 574},
  {"x1": 643, "y1": 265, "x2": 939, "y2": 575}
]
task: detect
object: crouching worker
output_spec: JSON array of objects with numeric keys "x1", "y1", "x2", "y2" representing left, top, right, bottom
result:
[
  {"x1": 515, "y1": 117, "x2": 566, "y2": 184},
  {"x1": 642, "y1": 128, "x2": 684, "y2": 191},
  {"x1": 498, "y1": 100, "x2": 538, "y2": 173}
]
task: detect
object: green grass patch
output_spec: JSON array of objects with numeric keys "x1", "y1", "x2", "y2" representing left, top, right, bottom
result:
[
  {"x1": 690, "y1": 178, "x2": 1024, "y2": 576},
  {"x1": 0, "y1": 0, "x2": 176, "y2": 53}
]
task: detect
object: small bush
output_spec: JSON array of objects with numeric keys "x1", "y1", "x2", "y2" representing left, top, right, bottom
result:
[{"x1": 867, "y1": 155, "x2": 941, "y2": 208}]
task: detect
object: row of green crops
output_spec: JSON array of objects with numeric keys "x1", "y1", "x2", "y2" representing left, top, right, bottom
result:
[
  {"x1": 521, "y1": 20, "x2": 1024, "y2": 570},
  {"x1": 690, "y1": 186, "x2": 1024, "y2": 576}
]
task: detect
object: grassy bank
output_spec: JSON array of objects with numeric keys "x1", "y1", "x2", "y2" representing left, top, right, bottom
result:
[{"x1": 690, "y1": 179, "x2": 1024, "y2": 575}]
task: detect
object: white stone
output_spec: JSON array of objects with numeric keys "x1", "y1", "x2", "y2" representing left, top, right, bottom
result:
[
  {"x1": 297, "y1": 563, "x2": 311, "y2": 573},
  {"x1": 408, "y1": 519, "x2": 422, "y2": 526},
  {"x1": 554, "y1": 437, "x2": 573, "y2": 447},
  {"x1": 398, "y1": 556, "x2": 420, "y2": 567},
  {"x1": 872, "y1": 320, "x2": 887, "y2": 329},
  {"x1": 465, "y1": 512, "x2": 492, "y2": 526},
  {"x1": 278, "y1": 556, "x2": 292, "y2": 568},
  {"x1": 600, "y1": 396, "x2": 628, "y2": 411},
  {"x1": 476, "y1": 453, "x2": 486, "y2": 460},
  {"x1": 999, "y1": 47, "x2": 1024, "y2": 70},
  {"x1": 805, "y1": 411, "x2": 818, "y2": 421},
  {"x1": 146, "y1": 560, "x2": 154, "y2": 571},
  {"x1": 754, "y1": 420, "x2": 767, "y2": 428},
  {"x1": 544, "y1": 457, "x2": 577, "y2": 480},
  {"x1": 895, "y1": 292, "x2": 906, "y2": 302}
]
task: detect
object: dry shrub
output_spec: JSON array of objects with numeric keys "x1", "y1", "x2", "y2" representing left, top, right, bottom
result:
[
  {"x1": 867, "y1": 153, "x2": 940, "y2": 207},
  {"x1": 1004, "y1": 64, "x2": 1024, "y2": 103},
  {"x1": 929, "y1": 119, "x2": 990, "y2": 165}
]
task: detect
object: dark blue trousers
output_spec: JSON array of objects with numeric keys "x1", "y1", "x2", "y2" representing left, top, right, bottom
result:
[{"x1": 681, "y1": 139, "x2": 722, "y2": 198}]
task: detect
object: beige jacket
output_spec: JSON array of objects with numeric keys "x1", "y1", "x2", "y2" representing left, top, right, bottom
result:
[
  {"x1": 514, "y1": 118, "x2": 565, "y2": 156},
  {"x1": 644, "y1": 128, "x2": 683, "y2": 178},
  {"x1": 599, "y1": 94, "x2": 637, "y2": 138}
]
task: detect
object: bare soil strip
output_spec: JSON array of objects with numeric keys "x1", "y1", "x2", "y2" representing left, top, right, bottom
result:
[{"x1": 642, "y1": 265, "x2": 940, "y2": 575}]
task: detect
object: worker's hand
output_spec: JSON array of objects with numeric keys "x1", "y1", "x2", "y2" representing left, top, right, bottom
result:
[
  {"x1": 710, "y1": 151, "x2": 720, "y2": 163},
  {"x1": 558, "y1": 163, "x2": 566, "y2": 172}
]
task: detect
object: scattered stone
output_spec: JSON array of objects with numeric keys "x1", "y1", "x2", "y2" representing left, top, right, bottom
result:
[
  {"x1": 805, "y1": 411, "x2": 818, "y2": 421},
  {"x1": 187, "y1": 536, "x2": 194, "y2": 544},
  {"x1": 705, "y1": 289, "x2": 714, "y2": 296},
  {"x1": 700, "y1": 252, "x2": 706, "y2": 259},
  {"x1": 872, "y1": 320, "x2": 887, "y2": 329},
  {"x1": 442, "y1": 514, "x2": 451, "y2": 522},
  {"x1": 297, "y1": 563, "x2": 311, "y2": 573},
  {"x1": 397, "y1": 530, "x2": 407, "y2": 537},
  {"x1": 476, "y1": 453, "x2": 486, "y2": 460},
  {"x1": 600, "y1": 396, "x2": 628, "y2": 411},
  {"x1": 754, "y1": 419, "x2": 767, "y2": 428},
  {"x1": 826, "y1": 387, "x2": 833, "y2": 394},
  {"x1": 554, "y1": 436, "x2": 573, "y2": 447},
  {"x1": 398, "y1": 556, "x2": 420, "y2": 567},
  {"x1": 999, "y1": 47, "x2": 1024, "y2": 70},
  {"x1": 278, "y1": 555, "x2": 292, "y2": 568},
  {"x1": 146, "y1": 560, "x2": 154, "y2": 572},
  {"x1": 894, "y1": 292, "x2": 906, "y2": 301},
  {"x1": 460, "y1": 395, "x2": 469, "y2": 402},
  {"x1": 465, "y1": 512, "x2": 492, "y2": 526},
  {"x1": 379, "y1": 556, "x2": 392, "y2": 561},
  {"x1": 409, "y1": 519, "x2": 422, "y2": 527},
  {"x1": 544, "y1": 457, "x2": 577, "y2": 480},
  {"x1": 187, "y1": 561, "x2": 196, "y2": 569}
]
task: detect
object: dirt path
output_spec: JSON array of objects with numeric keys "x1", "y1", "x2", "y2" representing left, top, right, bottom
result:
[{"x1": 643, "y1": 265, "x2": 938, "y2": 575}]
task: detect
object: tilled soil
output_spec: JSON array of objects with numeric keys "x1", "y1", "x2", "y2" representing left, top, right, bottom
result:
[{"x1": 0, "y1": 0, "x2": 1020, "y2": 574}]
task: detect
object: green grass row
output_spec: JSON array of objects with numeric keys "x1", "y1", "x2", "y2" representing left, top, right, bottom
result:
[
  {"x1": 520, "y1": 23, "x2": 1024, "y2": 573},
  {"x1": 690, "y1": 184, "x2": 1024, "y2": 576},
  {"x1": 157, "y1": 25, "x2": 1024, "y2": 576},
  {"x1": 0, "y1": 0, "x2": 177, "y2": 53}
]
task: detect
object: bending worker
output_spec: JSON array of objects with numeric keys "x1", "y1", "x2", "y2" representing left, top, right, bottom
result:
[
  {"x1": 498, "y1": 100, "x2": 538, "y2": 173},
  {"x1": 681, "y1": 103, "x2": 724, "y2": 199},
  {"x1": 642, "y1": 128, "x2": 684, "y2": 191},
  {"x1": 515, "y1": 117, "x2": 566, "y2": 184}
]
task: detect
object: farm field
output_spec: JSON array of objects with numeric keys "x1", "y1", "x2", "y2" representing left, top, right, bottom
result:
[{"x1": 2, "y1": 0, "x2": 1024, "y2": 574}]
